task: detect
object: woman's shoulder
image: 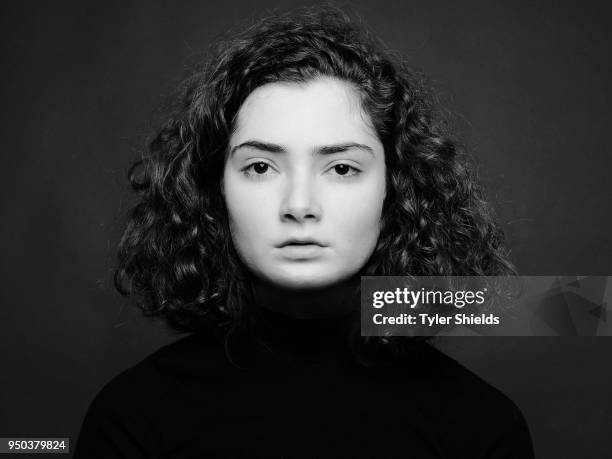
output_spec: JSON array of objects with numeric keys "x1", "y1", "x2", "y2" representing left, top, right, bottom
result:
[
  {"x1": 74, "y1": 333, "x2": 228, "y2": 457},
  {"x1": 81, "y1": 332, "x2": 236, "y2": 429},
  {"x1": 401, "y1": 343, "x2": 525, "y2": 416},
  {"x1": 409, "y1": 343, "x2": 534, "y2": 457},
  {"x1": 93, "y1": 332, "x2": 228, "y2": 404}
]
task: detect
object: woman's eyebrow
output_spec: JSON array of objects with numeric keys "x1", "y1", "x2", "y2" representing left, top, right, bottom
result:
[
  {"x1": 230, "y1": 140, "x2": 374, "y2": 156},
  {"x1": 318, "y1": 143, "x2": 374, "y2": 156},
  {"x1": 230, "y1": 140, "x2": 285, "y2": 156}
]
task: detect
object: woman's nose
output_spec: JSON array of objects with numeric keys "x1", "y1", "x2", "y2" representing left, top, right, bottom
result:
[{"x1": 279, "y1": 175, "x2": 322, "y2": 223}]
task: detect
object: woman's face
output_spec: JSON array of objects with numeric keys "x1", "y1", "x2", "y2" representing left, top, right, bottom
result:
[{"x1": 223, "y1": 77, "x2": 386, "y2": 290}]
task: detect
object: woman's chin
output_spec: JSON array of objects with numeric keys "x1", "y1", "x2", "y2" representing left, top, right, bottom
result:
[{"x1": 261, "y1": 270, "x2": 349, "y2": 292}]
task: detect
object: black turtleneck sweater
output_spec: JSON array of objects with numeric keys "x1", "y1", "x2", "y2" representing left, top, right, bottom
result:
[{"x1": 74, "y1": 306, "x2": 534, "y2": 458}]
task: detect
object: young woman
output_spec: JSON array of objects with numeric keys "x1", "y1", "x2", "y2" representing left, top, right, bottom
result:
[{"x1": 75, "y1": 7, "x2": 534, "y2": 458}]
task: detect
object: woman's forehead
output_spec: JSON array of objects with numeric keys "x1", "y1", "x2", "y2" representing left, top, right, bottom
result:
[{"x1": 230, "y1": 77, "x2": 381, "y2": 149}]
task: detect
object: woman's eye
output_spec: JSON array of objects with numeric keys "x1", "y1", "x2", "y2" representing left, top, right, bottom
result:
[
  {"x1": 252, "y1": 162, "x2": 269, "y2": 174},
  {"x1": 330, "y1": 163, "x2": 360, "y2": 177},
  {"x1": 243, "y1": 162, "x2": 274, "y2": 177}
]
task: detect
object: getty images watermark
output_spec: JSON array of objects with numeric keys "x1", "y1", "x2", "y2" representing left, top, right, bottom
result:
[{"x1": 360, "y1": 276, "x2": 612, "y2": 337}]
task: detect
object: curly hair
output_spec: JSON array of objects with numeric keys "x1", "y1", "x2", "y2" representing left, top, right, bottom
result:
[{"x1": 115, "y1": 7, "x2": 515, "y2": 352}]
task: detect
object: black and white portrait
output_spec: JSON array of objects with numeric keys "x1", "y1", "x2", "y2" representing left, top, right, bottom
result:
[{"x1": 1, "y1": 2, "x2": 610, "y2": 458}]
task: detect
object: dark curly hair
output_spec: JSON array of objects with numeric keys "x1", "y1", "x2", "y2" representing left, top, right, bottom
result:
[{"x1": 115, "y1": 7, "x2": 515, "y2": 354}]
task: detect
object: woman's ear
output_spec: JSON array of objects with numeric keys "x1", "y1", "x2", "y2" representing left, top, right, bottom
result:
[{"x1": 220, "y1": 178, "x2": 225, "y2": 197}]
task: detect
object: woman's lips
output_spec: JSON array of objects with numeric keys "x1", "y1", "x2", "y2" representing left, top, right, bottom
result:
[{"x1": 277, "y1": 244, "x2": 326, "y2": 259}]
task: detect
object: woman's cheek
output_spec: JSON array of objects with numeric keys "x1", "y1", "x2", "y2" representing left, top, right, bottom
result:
[{"x1": 329, "y1": 182, "x2": 384, "y2": 226}]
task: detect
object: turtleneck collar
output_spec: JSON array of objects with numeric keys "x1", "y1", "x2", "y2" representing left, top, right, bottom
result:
[
  {"x1": 253, "y1": 300, "x2": 358, "y2": 353},
  {"x1": 220, "y1": 275, "x2": 364, "y2": 369},
  {"x1": 221, "y1": 301, "x2": 360, "y2": 371}
]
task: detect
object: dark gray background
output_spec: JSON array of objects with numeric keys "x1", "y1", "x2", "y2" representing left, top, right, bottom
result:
[{"x1": 1, "y1": 1, "x2": 611, "y2": 457}]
